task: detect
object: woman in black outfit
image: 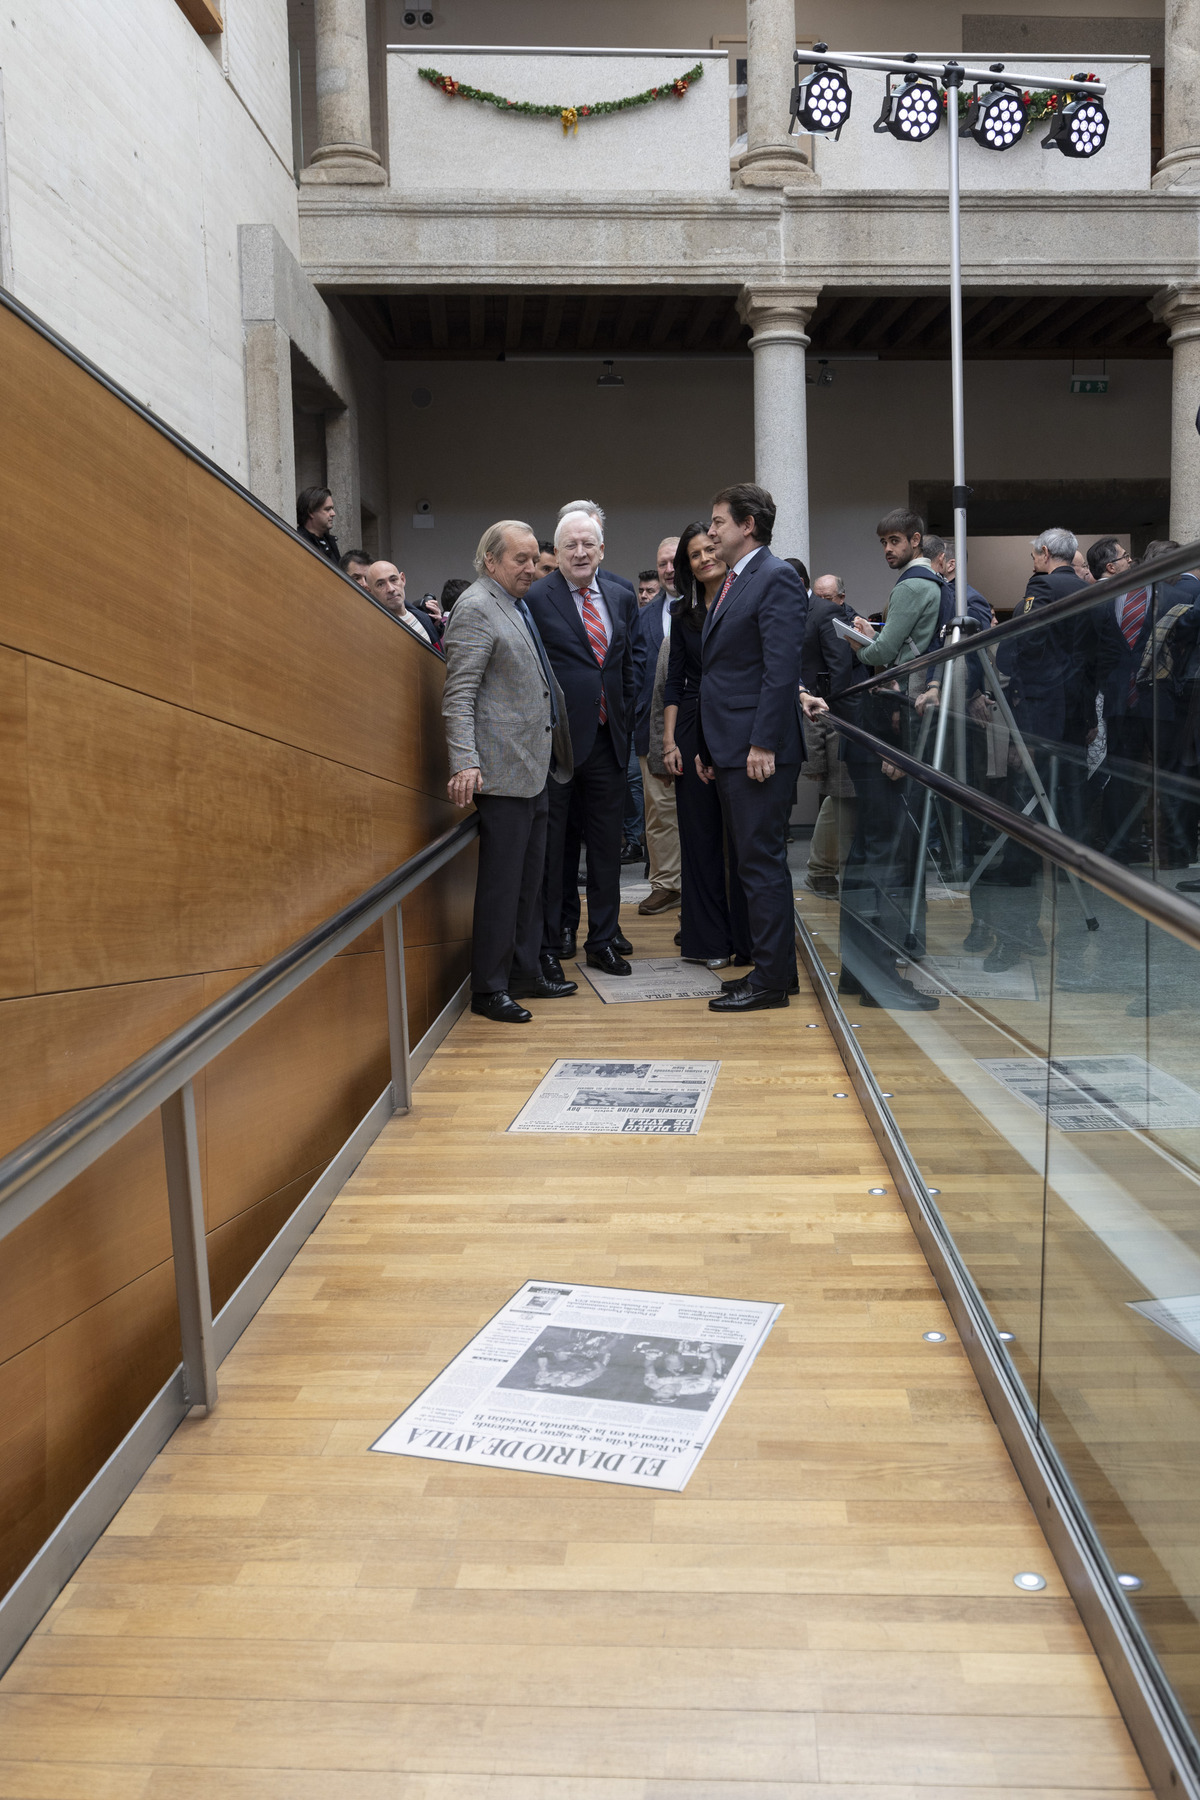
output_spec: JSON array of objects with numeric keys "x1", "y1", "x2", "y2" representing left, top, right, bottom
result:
[{"x1": 661, "y1": 523, "x2": 752, "y2": 967}]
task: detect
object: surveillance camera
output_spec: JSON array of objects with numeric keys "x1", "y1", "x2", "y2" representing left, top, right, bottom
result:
[
  {"x1": 416, "y1": 498, "x2": 432, "y2": 514},
  {"x1": 402, "y1": 8, "x2": 418, "y2": 25},
  {"x1": 418, "y1": 7, "x2": 436, "y2": 25}
]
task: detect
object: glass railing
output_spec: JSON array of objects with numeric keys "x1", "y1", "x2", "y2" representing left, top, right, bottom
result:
[{"x1": 794, "y1": 550, "x2": 1200, "y2": 1774}]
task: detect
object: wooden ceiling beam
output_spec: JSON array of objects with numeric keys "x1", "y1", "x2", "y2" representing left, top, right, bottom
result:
[
  {"x1": 649, "y1": 296, "x2": 681, "y2": 347},
  {"x1": 577, "y1": 295, "x2": 604, "y2": 349},
  {"x1": 468, "y1": 295, "x2": 486, "y2": 350},
  {"x1": 504, "y1": 295, "x2": 525, "y2": 352},
  {"x1": 614, "y1": 297, "x2": 641, "y2": 348},
  {"x1": 428, "y1": 294, "x2": 448, "y2": 350},
  {"x1": 541, "y1": 294, "x2": 564, "y2": 350},
  {"x1": 889, "y1": 296, "x2": 947, "y2": 349},
  {"x1": 683, "y1": 295, "x2": 720, "y2": 349}
]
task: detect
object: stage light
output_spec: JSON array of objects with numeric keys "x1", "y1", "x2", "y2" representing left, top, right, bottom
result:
[
  {"x1": 967, "y1": 84, "x2": 1027, "y2": 150},
  {"x1": 1043, "y1": 91, "x2": 1109, "y2": 158},
  {"x1": 791, "y1": 61, "x2": 853, "y2": 137},
  {"x1": 875, "y1": 76, "x2": 942, "y2": 143}
]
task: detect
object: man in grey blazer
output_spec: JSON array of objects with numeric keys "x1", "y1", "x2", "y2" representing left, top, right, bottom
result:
[{"x1": 443, "y1": 519, "x2": 575, "y2": 1023}]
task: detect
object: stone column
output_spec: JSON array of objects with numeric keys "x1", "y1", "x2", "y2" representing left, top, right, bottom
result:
[
  {"x1": 300, "y1": 0, "x2": 385, "y2": 185},
  {"x1": 1154, "y1": 0, "x2": 1200, "y2": 189},
  {"x1": 738, "y1": 286, "x2": 820, "y2": 563},
  {"x1": 1152, "y1": 289, "x2": 1200, "y2": 541},
  {"x1": 736, "y1": 0, "x2": 817, "y2": 188}
]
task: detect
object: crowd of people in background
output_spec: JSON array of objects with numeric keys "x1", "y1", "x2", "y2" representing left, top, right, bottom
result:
[{"x1": 296, "y1": 478, "x2": 1200, "y2": 1022}]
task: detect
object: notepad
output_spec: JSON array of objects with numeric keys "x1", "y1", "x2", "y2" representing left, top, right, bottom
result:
[{"x1": 831, "y1": 616, "x2": 874, "y2": 647}]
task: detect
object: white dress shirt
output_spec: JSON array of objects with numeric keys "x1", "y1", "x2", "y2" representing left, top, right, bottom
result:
[
  {"x1": 661, "y1": 593, "x2": 673, "y2": 639},
  {"x1": 570, "y1": 576, "x2": 611, "y2": 644},
  {"x1": 732, "y1": 546, "x2": 763, "y2": 579}
]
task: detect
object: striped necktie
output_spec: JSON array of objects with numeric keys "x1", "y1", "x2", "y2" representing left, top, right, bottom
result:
[
  {"x1": 712, "y1": 568, "x2": 737, "y2": 614},
  {"x1": 1121, "y1": 585, "x2": 1150, "y2": 704},
  {"x1": 578, "y1": 588, "x2": 608, "y2": 723}
]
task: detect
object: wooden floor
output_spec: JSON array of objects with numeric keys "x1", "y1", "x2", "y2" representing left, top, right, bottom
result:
[{"x1": 0, "y1": 903, "x2": 1151, "y2": 1798}]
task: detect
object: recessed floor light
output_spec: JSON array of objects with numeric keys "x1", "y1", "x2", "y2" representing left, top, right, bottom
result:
[
  {"x1": 881, "y1": 1092, "x2": 894, "y2": 1099},
  {"x1": 998, "y1": 1330, "x2": 1015, "y2": 1342},
  {"x1": 923, "y1": 1330, "x2": 947, "y2": 1343},
  {"x1": 832, "y1": 1092, "x2": 848, "y2": 1099},
  {"x1": 868, "y1": 1186, "x2": 887, "y2": 1195},
  {"x1": 1014, "y1": 1571, "x2": 1047, "y2": 1591},
  {"x1": 1117, "y1": 1572, "x2": 1144, "y2": 1591},
  {"x1": 806, "y1": 1023, "x2": 819, "y2": 1029},
  {"x1": 927, "y1": 1187, "x2": 941, "y2": 1195}
]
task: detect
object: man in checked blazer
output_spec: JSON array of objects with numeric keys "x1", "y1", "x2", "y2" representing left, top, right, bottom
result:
[
  {"x1": 443, "y1": 520, "x2": 575, "y2": 1024},
  {"x1": 698, "y1": 483, "x2": 827, "y2": 1012}
]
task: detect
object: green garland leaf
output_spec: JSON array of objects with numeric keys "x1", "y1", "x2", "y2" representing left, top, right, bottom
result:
[{"x1": 417, "y1": 62, "x2": 705, "y2": 126}]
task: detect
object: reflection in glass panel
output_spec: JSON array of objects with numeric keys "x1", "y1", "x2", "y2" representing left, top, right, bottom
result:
[{"x1": 1041, "y1": 907, "x2": 1200, "y2": 1739}]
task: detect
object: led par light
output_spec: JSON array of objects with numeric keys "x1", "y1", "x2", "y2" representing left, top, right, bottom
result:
[
  {"x1": 791, "y1": 62, "x2": 853, "y2": 137},
  {"x1": 967, "y1": 84, "x2": 1027, "y2": 150},
  {"x1": 875, "y1": 76, "x2": 942, "y2": 142},
  {"x1": 1043, "y1": 90, "x2": 1109, "y2": 158}
]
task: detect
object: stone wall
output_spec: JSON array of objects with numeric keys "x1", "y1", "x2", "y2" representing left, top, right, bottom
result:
[{"x1": 0, "y1": 0, "x2": 299, "y2": 484}]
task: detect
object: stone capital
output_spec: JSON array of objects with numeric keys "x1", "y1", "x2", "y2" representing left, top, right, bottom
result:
[
  {"x1": 1150, "y1": 285, "x2": 1200, "y2": 343},
  {"x1": 300, "y1": 152, "x2": 387, "y2": 187},
  {"x1": 737, "y1": 285, "x2": 822, "y2": 346},
  {"x1": 734, "y1": 142, "x2": 820, "y2": 190},
  {"x1": 1152, "y1": 145, "x2": 1200, "y2": 191}
]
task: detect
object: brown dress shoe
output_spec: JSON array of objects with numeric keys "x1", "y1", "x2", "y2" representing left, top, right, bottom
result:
[{"x1": 638, "y1": 886, "x2": 681, "y2": 915}]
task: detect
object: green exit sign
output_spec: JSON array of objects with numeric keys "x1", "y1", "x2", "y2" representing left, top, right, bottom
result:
[{"x1": 1070, "y1": 376, "x2": 1109, "y2": 394}]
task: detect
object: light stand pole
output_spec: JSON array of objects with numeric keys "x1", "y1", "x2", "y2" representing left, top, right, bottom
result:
[{"x1": 790, "y1": 49, "x2": 1108, "y2": 915}]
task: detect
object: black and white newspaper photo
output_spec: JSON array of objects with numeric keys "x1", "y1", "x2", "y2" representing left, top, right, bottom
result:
[
  {"x1": 577, "y1": 957, "x2": 726, "y2": 1004},
  {"x1": 978, "y1": 1054, "x2": 1200, "y2": 1133},
  {"x1": 371, "y1": 1280, "x2": 782, "y2": 1491},
  {"x1": 508, "y1": 1060, "x2": 720, "y2": 1135}
]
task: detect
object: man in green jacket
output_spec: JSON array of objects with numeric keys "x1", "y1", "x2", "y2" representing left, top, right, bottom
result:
[{"x1": 853, "y1": 511, "x2": 943, "y2": 674}]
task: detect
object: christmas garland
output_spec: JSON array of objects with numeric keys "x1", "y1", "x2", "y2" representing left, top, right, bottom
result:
[
  {"x1": 943, "y1": 72, "x2": 1101, "y2": 124},
  {"x1": 418, "y1": 62, "x2": 704, "y2": 135}
]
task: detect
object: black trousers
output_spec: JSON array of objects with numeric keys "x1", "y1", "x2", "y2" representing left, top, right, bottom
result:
[
  {"x1": 714, "y1": 759, "x2": 799, "y2": 993},
  {"x1": 543, "y1": 724, "x2": 625, "y2": 951},
  {"x1": 839, "y1": 757, "x2": 923, "y2": 999},
  {"x1": 676, "y1": 713, "x2": 750, "y2": 960},
  {"x1": 472, "y1": 786, "x2": 548, "y2": 994}
]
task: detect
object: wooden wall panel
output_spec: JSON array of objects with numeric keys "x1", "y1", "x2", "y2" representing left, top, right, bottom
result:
[
  {"x1": 0, "y1": 310, "x2": 194, "y2": 707},
  {"x1": 0, "y1": 977, "x2": 205, "y2": 1154},
  {"x1": 186, "y1": 463, "x2": 429, "y2": 787},
  {"x1": 201, "y1": 954, "x2": 389, "y2": 1233},
  {"x1": 0, "y1": 649, "x2": 34, "y2": 999},
  {"x1": 0, "y1": 1343, "x2": 47, "y2": 1605},
  {"x1": 0, "y1": 299, "x2": 477, "y2": 1606}
]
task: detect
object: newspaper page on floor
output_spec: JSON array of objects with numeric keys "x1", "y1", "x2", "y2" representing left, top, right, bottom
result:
[
  {"x1": 508, "y1": 1060, "x2": 720, "y2": 1135},
  {"x1": 977, "y1": 1054, "x2": 1200, "y2": 1132},
  {"x1": 371, "y1": 1279, "x2": 782, "y2": 1491},
  {"x1": 578, "y1": 958, "x2": 725, "y2": 1004},
  {"x1": 1129, "y1": 1293, "x2": 1200, "y2": 1355}
]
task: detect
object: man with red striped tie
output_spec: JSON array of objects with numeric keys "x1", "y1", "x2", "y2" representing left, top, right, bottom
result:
[{"x1": 527, "y1": 508, "x2": 641, "y2": 976}]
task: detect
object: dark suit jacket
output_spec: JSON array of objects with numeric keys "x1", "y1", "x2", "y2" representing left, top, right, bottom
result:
[
  {"x1": 1093, "y1": 585, "x2": 1197, "y2": 723},
  {"x1": 634, "y1": 592, "x2": 670, "y2": 756},
  {"x1": 800, "y1": 596, "x2": 856, "y2": 702},
  {"x1": 526, "y1": 569, "x2": 638, "y2": 765},
  {"x1": 697, "y1": 548, "x2": 806, "y2": 769}
]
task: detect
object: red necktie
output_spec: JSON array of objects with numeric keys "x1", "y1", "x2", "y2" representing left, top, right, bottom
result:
[
  {"x1": 579, "y1": 589, "x2": 608, "y2": 723},
  {"x1": 712, "y1": 568, "x2": 737, "y2": 614},
  {"x1": 1121, "y1": 586, "x2": 1149, "y2": 704}
]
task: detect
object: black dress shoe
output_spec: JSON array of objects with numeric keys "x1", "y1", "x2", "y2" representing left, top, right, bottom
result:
[
  {"x1": 511, "y1": 976, "x2": 577, "y2": 1000},
  {"x1": 720, "y1": 973, "x2": 800, "y2": 994},
  {"x1": 540, "y1": 954, "x2": 573, "y2": 986},
  {"x1": 709, "y1": 983, "x2": 789, "y2": 1012},
  {"x1": 559, "y1": 930, "x2": 577, "y2": 960},
  {"x1": 613, "y1": 930, "x2": 633, "y2": 955},
  {"x1": 674, "y1": 930, "x2": 682, "y2": 946},
  {"x1": 586, "y1": 945, "x2": 632, "y2": 976},
  {"x1": 837, "y1": 971, "x2": 862, "y2": 995},
  {"x1": 471, "y1": 991, "x2": 532, "y2": 1023},
  {"x1": 859, "y1": 984, "x2": 938, "y2": 1012},
  {"x1": 620, "y1": 839, "x2": 646, "y2": 865}
]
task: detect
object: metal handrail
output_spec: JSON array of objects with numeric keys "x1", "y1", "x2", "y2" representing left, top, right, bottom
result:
[
  {"x1": 830, "y1": 713, "x2": 1200, "y2": 953},
  {"x1": 0, "y1": 814, "x2": 479, "y2": 1406},
  {"x1": 837, "y1": 536, "x2": 1200, "y2": 697}
]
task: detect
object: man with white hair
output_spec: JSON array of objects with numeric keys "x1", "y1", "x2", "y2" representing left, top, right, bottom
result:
[
  {"x1": 442, "y1": 520, "x2": 574, "y2": 1022},
  {"x1": 528, "y1": 507, "x2": 640, "y2": 975}
]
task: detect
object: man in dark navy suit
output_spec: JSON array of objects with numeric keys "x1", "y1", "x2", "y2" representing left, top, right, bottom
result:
[
  {"x1": 528, "y1": 508, "x2": 640, "y2": 976},
  {"x1": 697, "y1": 483, "x2": 825, "y2": 1012}
]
